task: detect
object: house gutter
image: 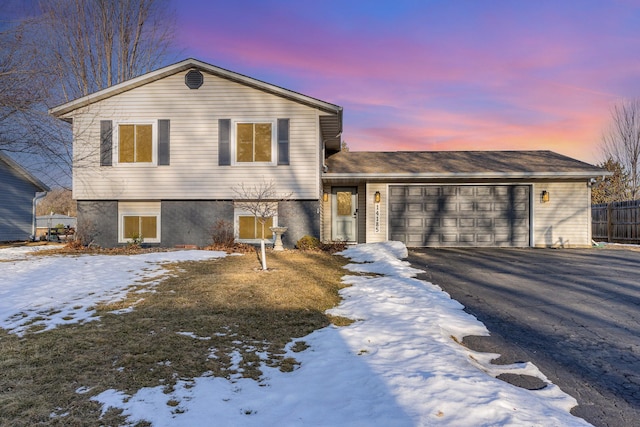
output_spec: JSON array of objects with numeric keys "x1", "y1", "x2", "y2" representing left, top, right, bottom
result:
[
  {"x1": 322, "y1": 171, "x2": 612, "y2": 180},
  {"x1": 32, "y1": 191, "x2": 47, "y2": 240}
]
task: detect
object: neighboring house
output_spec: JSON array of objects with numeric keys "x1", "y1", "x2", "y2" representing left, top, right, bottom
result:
[
  {"x1": 49, "y1": 58, "x2": 605, "y2": 248},
  {"x1": 35, "y1": 214, "x2": 77, "y2": 240},
  {"x1": 0, "y1": 151, "x2": 50, "y2": 242}
]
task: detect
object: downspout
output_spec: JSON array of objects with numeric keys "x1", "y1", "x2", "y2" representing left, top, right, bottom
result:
[
  {"x1": 322, "y1": 141, "x2": 329, "y2": 173},
  {"x1": 32, "y1": 191, "x2": 47, "y2": 241}
]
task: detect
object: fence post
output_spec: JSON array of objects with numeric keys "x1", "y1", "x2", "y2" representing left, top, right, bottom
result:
[{"x1": 607, "y1": 202, "x2": 613, "y2": 243}]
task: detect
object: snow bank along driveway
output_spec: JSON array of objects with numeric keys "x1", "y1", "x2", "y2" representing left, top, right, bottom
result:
[{"x1": 0, "y1": 243, "x2": 591, "y2": 426}]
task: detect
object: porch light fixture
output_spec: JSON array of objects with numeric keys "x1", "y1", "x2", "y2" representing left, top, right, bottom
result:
[
  {"x1": 541, "y1": 190, "x2": 550, "y2": 203},
  {"x1": 374, "y1": 191, "x2": 381, "y2": 203},
  {"x1": 323, "y1": 192, "x2": 329, "y2": 202}
]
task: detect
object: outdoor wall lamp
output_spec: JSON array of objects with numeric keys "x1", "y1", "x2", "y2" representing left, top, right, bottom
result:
[
  {"x1": 374, "y1": 191, "x2": 381, "y2": 203},
  {"x1": 323, "y1": 192, "x2": 329, "y2": 202},
  {"x1": 541, "y1": 190, "x2": 550, "y2": 203}
]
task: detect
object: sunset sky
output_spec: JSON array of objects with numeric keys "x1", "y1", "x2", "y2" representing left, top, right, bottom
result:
[{"x1": 171, "y1": 0, "x2": 640, "y2": 164}]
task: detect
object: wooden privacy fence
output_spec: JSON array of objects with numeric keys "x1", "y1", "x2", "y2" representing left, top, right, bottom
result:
[{"x1": 592, "y1": 200, "x2": 640, "y2": 243}]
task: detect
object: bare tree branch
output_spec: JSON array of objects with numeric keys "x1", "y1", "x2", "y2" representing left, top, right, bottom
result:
[
  {"x1": 0, "y1": 0, "x2": 176, "y2": 188},
  {"x1": 233, "y1": 180, "x2": 293, "y2": 270},
  {"x1": 601, "y1": 98, "x2": 640, "y2": 200}
]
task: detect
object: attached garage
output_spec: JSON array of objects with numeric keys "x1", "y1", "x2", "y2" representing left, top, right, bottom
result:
[
  {"x1": 323, "y1": 150, "x2": 608, "y2": 248},
  {"x1": 388, "y1": 185, "x2": 529, "y2": 247}
]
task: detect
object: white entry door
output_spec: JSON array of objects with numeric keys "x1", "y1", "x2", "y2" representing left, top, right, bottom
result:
[{"x1": 331, "y1": 187, "x2": 358, "y2": 242}]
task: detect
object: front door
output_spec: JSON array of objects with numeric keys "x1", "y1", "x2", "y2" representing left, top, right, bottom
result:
[{"x1": 331, "y1": 187, "x2": 358, "y2": 242}]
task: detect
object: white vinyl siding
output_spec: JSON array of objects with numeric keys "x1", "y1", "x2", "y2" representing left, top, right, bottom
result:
[
  {"x1": 365, "y1": 183, "x2": 388, "y2": 243},
  {"x1": 533, "y1": 181, "x2": 592, "y2": 247},
  {"x1": 70, "y1": 70, "x2": 324, "y2": 200}
]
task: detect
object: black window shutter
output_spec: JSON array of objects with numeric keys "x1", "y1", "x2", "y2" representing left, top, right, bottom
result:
[
  {"x1": 100, "y1": 120, "x2": 112, "y2": 166},
  {"x1": 277, "y1": 118, "x2": 289, "y2": 165},
  {"x1": 219, "y1": 119, "x2": 231, "y2": 166},
  {"x1": 158, "y1": 119, "x2": 170, "y2": 165}
]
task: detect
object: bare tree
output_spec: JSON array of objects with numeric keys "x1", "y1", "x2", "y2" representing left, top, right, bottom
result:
[
  {"x1": 233, "y1": 180, "x2": 292, "y2": 271},
  {"x1": 0, "y1": 0, "x2": 176, "y2": 187},
  {"x1": 601, "y1": 99, "x2": 640, "y2": 200},
  {"x1": 37, "y1": 0, "x2": 175, "y2": 102},
  {"x1": 36, "y1": 188, "x2": 77, "y2": 216},
  {"x1": 591, "y1": 158, "x2": 629, "y2": 204}
]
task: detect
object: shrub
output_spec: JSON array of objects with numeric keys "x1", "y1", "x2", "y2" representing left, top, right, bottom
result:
[
  {"x1": 211, "y1": 219, "x2": 235, "y2": 247},
  {"x1": 64, "y1": 239, "x2": 85, "y2": 250},
  {"x1": 296, "y1": 235, "x2": 321, "y2": 250},
  {"x1": 320, "y1": 240, "x2": 347, "y2": 254},
  {"x1": 296, "y1": 236, "x2": 347, "y2": 254},
  {"x1": 73, "y1": 217, "x2": 97, "y2": 247},
  {"x1": 126, "y1": 233, "x2": 144, "y2": 249},
  {"x1": 207, "y1": 219, "x2": 255, "y2": 254}
]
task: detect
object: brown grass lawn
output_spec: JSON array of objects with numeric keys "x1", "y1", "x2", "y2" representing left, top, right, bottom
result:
[{"x1": 0, "y1": 249, "x2": 350, "y2": 426}]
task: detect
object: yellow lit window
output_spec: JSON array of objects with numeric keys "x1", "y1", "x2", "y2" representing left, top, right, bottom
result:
[
  {"x1": 236, "y1": 123, "x2": 272, "y2": 163},
  {"x1": 123, "y1": 215, "x2": 158, "y2": 239},
  {"x1": 119, "y1": 124, "x2": 152, "y2": 163},
  {"x1": 238, "y1": 215, "x2": 273, "y2": 239}
]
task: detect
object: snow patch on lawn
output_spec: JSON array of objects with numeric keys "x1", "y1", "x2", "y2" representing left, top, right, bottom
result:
[
  {"x1": 85, "y1": 241, "x2": 590, "y2": 426},
  {"x1": 0, "y1": 247, "x2": 225, "y2": 336}
]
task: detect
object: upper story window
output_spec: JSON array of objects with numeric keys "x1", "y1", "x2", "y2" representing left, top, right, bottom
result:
[
  {"x1": 118, "y1": 123, "x2": 155, "y2": 164},
  {"x1": 233, "y1": 120, "x2": 276, "y2": 165}
]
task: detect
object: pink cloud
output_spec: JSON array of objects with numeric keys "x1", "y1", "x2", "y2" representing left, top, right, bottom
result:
[{"x1": 173, "y1": 1, "x2": 640, "y2": 166}]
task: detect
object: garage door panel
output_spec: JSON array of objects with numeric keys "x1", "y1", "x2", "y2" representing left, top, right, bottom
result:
[
  {"x1": 389, "y1": 187, "x2": 406, "y2": 197},
  {"x1": 424, "y1": 187, "x2": 440, "y2": 196},
  {"x1": 408, "y1": 187, "x2": 423, "y2": 196},
  {"x1": 443, "y1": 186, "x2": 457, "y2": 196},
  {"x1": 389, "y1": 185, "x2": 530, "y2": 247},
  {"x1": 494, "y1": 187, "x2": 509, "y2": 196},
  {"x1": 460, "y1": 233, "x2": 475, "y2": 243},
  {"x1": 425, "y1": 202, "x2": 447, "y2": 213},
  {"x1": 441, "y1": 234, "x2": 458, "y2": 243},
  {"x1": 476, "y1": 187, "x2": 492, "y2": 196},
  {"x1": 442, "y1": 218, "x2": 457, "y2": 227},
  {"x1": 477, "y1": 218, "x2": 492, "y2": 227},
  {"x1": 458, "y1": 186, "x2": 473, "y2": 196},
  {"x1": 495, "y1": 218, "x2": 528, "y2": 227},
  {"x1": 407, "y1": 218, "x2": 423, "y2": 227},
  {"x1": 460, "y1": 218, "x2": 475, "y2": 227},
  {"x1": 390, "y1": 203, "x2": 406, "y2": 212}
]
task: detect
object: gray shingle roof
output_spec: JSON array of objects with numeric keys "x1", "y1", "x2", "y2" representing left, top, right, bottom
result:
[{"x1": 324, "y1": 150, "x2": 605, "y2": 178}]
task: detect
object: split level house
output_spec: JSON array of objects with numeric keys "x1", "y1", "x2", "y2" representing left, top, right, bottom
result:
[
  {"x1": 0, "y1": 151, "x2": 50, "y2": 242},
  {"x1": 50, "y1": 58, "x2": 606, "y2": 249}
]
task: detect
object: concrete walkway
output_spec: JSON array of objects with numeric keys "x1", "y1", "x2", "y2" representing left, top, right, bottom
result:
[{"x1": 407, "y1": 247, "x2": 640, "y2": 427}]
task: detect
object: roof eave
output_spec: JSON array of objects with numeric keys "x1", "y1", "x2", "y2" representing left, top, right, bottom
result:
[
  {"x1": 323, "y1": 171, "x2": 612, "y2": 180},
  {"x1": 0, "y1": 152, "x2": 50, "y2": 191}
]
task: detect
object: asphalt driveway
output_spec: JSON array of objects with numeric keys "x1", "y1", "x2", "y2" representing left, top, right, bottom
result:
[{"x1": 407, "y1": 247, "x2": 640, "y2": 427}]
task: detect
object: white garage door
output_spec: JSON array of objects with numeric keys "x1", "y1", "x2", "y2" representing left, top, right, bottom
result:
[{"x1": 389, "y1": 185, "x2": 530, "y2": 247}]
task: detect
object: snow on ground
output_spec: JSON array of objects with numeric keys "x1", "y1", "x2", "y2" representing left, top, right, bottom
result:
[
  {"x1": 0, "y1": 246, "x2": 226, "y2": 336},
  {"x1": 0, "y1": 243, "x2": 592, "y2": 426}
]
